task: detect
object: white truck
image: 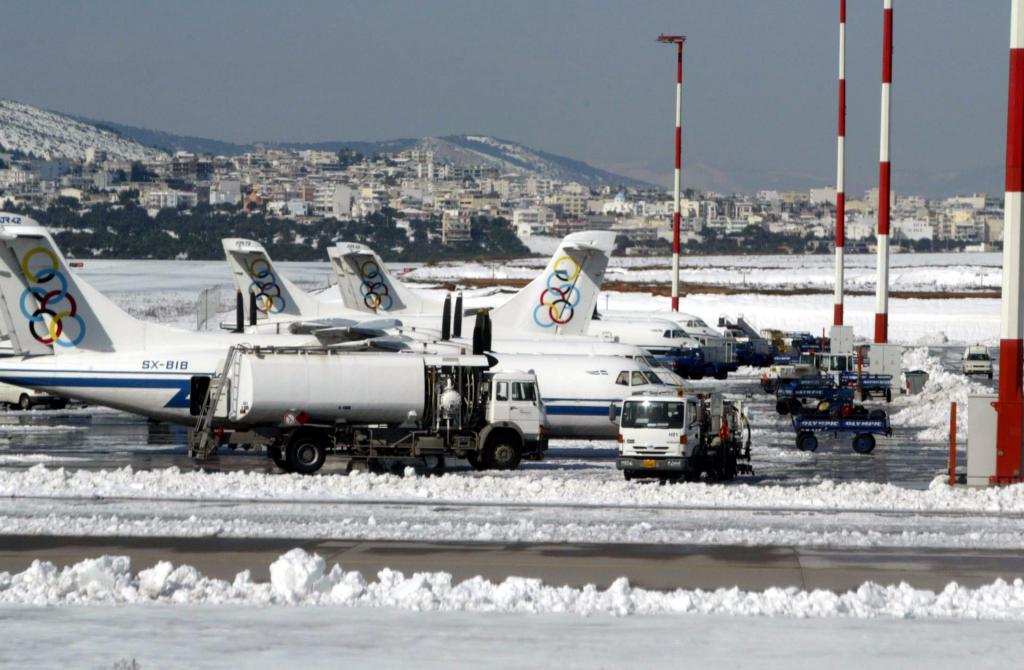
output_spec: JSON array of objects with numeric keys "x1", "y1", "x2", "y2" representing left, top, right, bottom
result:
[
  {"x1": 189, "y1": 347, "x2": 546, "y2": 475},
  {"x1": 962, "y1": 345, "x2": 993, "y2": 379},
  {"x1": 615, "y1": 392, "x2": 751, "y2": 483}
]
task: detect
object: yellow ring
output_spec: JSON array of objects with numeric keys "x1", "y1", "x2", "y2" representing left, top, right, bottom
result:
[
  {"x1": 21, "y1": 247, "x2": 58, "y2": 282},
  {"x1": 552, "y1": 255, "x2": 580, "y2": 282}
]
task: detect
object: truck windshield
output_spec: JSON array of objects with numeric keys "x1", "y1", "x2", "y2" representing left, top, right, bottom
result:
[
  {"x1": 967, "y1": 353, "x2": 990, "y2": 361},
  {"x1": 621, "y1": 401, "x2": 684, "y2": 429}
]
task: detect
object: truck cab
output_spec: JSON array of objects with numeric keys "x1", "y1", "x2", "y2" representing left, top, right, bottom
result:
[
  {"x1": 485, "y1": 371, "x2": 545, "y2": 439},
  {"x1": 962, "y1": 345, "x2": 993, "y2": 379},
  {"x1": 615, "y1": 392, "x2": 751, "y2": 482}
]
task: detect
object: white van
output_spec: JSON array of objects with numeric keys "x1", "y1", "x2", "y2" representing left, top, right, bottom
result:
[
  {"x1": 962, "y1": 345, "x2": 993, "y2": 379},
  {"x1": 0, "y1": 382, "x2": 67, "y2": 410}
]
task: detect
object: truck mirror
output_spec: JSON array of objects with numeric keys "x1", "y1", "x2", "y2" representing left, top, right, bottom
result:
[{"x1": 608, "y1": 403, "x2": 617, "y2": 422}]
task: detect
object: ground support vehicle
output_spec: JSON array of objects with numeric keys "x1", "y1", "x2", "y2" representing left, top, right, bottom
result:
[
  {"x1": 774, "y1": 378, "x2": 854, "y2": 415},
  {"x1": 717, "y1": 316, "x2": 774, "y2": 367},
  {"x1": 189, "y1": 346, "x2": 546, "y2": 475},
  {"x1": 837, "y1": 371, "x2": 894, "y2": 402},
  {"x1": 0, "y1": 381, "x2": 68, "y2": 410},
  {"x1": 615, "y1": 392, "x2": 752, "y2": 483},
  {"x1": 761, "y1": 359, "x2": 819, "y2": 393},
  {"x1": 652, "y1": 346, "x2": 708, "y2": 380},
  {"x1": 791, "y1": 413, "x2": 891, "y2": 455},
  {"x1": 962, "y1": 345, "x2": 993, "y2": 379}
]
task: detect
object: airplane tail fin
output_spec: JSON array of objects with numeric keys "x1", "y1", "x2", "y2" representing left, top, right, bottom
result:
[
  {"x1": 222, "y1": 239, "x2": 321, "y2": 319},
  {"x1": 328, "y1": 243, "x2": 440, "y2": 315},
  {"x1": 489, "y1": 231, "x2": 615, "y2": 336},
  {"x1": 0, "y1": 213, "x2": 173, "y2": 354}
]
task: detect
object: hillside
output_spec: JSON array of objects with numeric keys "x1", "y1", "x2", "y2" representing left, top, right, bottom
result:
[
  {"x1": 0, "y1": 99, "x2": 164, "y2": 162},
  {"x1": 73, "y1": 115, "x2": 652, "y2": 188}
]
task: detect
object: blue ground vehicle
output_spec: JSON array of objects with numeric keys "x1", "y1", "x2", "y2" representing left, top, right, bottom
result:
[
  {"x1": 838, "y1": 370, "x2": 894, "y2": 402},
  {"x1": 651, "y1": 346, "x2": 707, "y2": 380},
  {"x1": 792, "y1": 412, "x2": 891, "y2": 455},
  {"x1": 775, "y1": 377, "x2": 855, "y2": 415}
]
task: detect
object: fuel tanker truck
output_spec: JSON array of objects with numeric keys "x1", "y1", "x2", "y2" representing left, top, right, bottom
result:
[{"x1": 188, "y1": 346, "x2": 546, "y2": 474}]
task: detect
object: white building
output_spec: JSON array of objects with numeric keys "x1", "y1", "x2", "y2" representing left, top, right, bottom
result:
[
  {"x1": 809, "y1": 186, "x2": 837, "y2": 206},
  {"x1": 512, "y1": 206, "x2": 556, "y2": 237}
]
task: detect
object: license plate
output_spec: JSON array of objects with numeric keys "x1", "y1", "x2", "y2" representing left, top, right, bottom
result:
[{"x1": 642, "y1": 459, "x2": 657, "y2": 469}]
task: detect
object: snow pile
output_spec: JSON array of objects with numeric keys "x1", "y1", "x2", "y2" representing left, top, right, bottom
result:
[
  {"x1": 2, "y1": 465, "x2": 1023, "y2": 513},
  {"x1": 891, "y1": 348, "x2": 990, "y2": 440},
  {"x1": 2, "y1": 549, "x2": 1024, "y2": 620}
]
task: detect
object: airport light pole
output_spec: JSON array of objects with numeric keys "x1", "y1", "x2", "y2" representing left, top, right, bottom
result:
[
  {"x1": 995, "y1": 0, "x2": 1024, "y2": 484},
  {"x1": 834, "y1": 0, "x2": 847, "y2": 326},
  {"x1": 874, "y1": 0, "x2": 893, "y2": 343},
  {"x1": 658, "y1": 33, "x2": 686, "y2": 312}
]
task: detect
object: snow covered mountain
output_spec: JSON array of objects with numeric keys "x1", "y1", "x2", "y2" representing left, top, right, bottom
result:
[
  {"x1": 77, "y1": 116, "x2": 652, "y2": 188},
  {"x1": 0, "y1": 99, "x2": 164, "y2": 162},
  {"x1": 2, "y1": 98, "x2": 647, "y2": 187}
]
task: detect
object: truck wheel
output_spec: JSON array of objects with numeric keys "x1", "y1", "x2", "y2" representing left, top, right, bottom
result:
[
  {"x1": 796, "y1": 431, "x2": 818, "y2": 452},
  {"x1": 421, "y1": 454, "x2": 446, "y2": 476},
  {"x1": 18, "y1": 394, "x2": 32, "y2": 411},
  {"x1": 775, "y1": 400, "x2": 790, "y2": 415},
  {"x1": 989, "y1": 371, "x2": 993, "y2": 380},
  {"x1": 483, "y1": 433, "x2": 522, "y2": 470},
  {"x1": 466, "y1": 452, "x2": 488, "y2": 471},
  {"x1": 885, "y1": 389, "x2": 893, "y2": 403},
  {"x1": 790, "y1": 400, "x2": 804, "y2": 416},
  {"x1": 50, "y1": 398, "x2": 69, "y2": 410},
  {"x1": 623, "y1": 470, "x2": 633, "y2": 481},
  {"x1": 268, "y1": 445, "x2": 292, "y2": 472},
  {"x1": 286, "y1": 430, "x2": 328, "y2": 475},
  {"x1": 852, "y1": 433, "x2": 876, "y2": 455},
  {"x1": 714, "y1": 369, "x2": 728, "y2": 380}
]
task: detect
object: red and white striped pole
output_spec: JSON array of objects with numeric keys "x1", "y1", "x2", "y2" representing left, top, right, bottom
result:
[
  {"x1": 659, "y1": 34, "x2": 687, "y2": 312},
  {"x1": 995, "y1": 0, "x2": 1024, "y2": 484},
  {"x1": 834, "y1": 0, "x2": 847, "y2": 326},
  {"x1": 874, "y1": 0, "x2": 893, "y2": 344}
]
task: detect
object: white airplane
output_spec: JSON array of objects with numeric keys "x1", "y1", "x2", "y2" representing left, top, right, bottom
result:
[
  {"x1": 223, "y1": 231, "x2": 613, "y2": 338},
  {"x1": 323, "y1": 241, "x2": 717, "y2": 377},
  {"x1": 0, "y1": 215, "x2": 668, "y2": 438},
  {"x1": 0, "y1": 215, "x2": 325, "y2": 422},
  {"x1": 225, "y1": 233, "x2": 689, "y2": 387}
]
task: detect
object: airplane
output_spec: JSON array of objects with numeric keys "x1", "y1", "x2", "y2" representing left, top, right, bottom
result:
[
  {"x1": 0, "y1": 215, "x2": 329, "y2": 422},
  {"x1": 323, "y1": 240, "x2": 721, "y2": 376},
  {"x1": 225, "y1": 232, "x2": 691, "y2": 387},
  {"x1": 0, "y1": 214, "x2": 670, "y2": 440}
]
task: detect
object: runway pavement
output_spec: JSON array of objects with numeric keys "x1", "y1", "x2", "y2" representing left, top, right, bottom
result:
[{"x1": 2, "y1": 535, "x2": 1022, "y2": 591}]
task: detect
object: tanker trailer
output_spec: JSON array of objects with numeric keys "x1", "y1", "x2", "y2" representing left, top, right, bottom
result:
[{"x1": 188, "y1": 346, "x2": 545, "y2": 474}]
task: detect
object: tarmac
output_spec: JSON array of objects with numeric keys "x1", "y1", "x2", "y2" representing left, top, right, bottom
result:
[{"x1": 2, "y1": 535, "x2": 1023, "y2": 591}]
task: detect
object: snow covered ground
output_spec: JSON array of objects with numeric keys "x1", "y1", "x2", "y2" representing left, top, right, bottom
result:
[
  {"x1": 2, "y1": 550, "x2": 1024, "y2": 669},
  {"x1": 71, "y1": 255, "x2": 1004, "y2": 343},
  {"x1": 6, "y1": 599, "x2": 1024, "y2": 669}
]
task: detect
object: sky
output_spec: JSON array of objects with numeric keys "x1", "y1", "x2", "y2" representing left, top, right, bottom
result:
[{"x1": 0, "y1": 1, "x2": 1012, "y2": 196}]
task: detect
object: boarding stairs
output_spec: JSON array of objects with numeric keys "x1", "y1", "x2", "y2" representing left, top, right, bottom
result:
[{"x1": 188, "y1": 345, "x2": 242, "y2": 460}]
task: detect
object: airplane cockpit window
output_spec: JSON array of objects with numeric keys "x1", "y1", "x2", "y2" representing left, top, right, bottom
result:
[
  {"x1": 631, "y1": 371, "x2": 647, "y2": 386},
  {"x1": 615, "y1": 371, "x2": 630, "y2": 386}
]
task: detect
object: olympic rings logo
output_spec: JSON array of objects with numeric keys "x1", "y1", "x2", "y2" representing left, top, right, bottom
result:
[
  {"x1": 18, "y1": 247, "x2": 86, "y2": 347},
  {"x1": 247, "y1": 258, "x2": 286, "y2": 314},
  {"x1": 358, "y1": 259, "x2": 393, "y2": 311},
  {"x1": 533, "y1": 255, "x2": 581, "y2": 328}
]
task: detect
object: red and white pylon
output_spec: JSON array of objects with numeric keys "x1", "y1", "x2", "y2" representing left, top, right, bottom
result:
[
  {"x1": 874, "y1": 0, "x2": 893, "y2": 344},
  {"x1": 995, "y1": 0, "x2": 1024, "y2": 484},
  {"x1": 658, "y1": 34, "x2": 687, "y2": 312},
  {"x1": 834, "y1": 0, "x2": 847, "y2": 326}
]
